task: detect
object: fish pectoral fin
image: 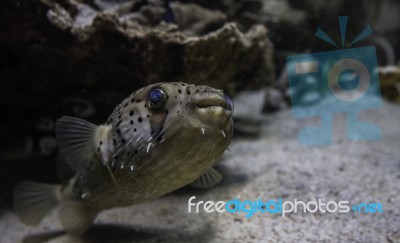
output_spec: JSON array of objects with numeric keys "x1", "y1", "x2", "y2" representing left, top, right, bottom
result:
[
  {"x1": 55, "y1": 116, "x2": 99, "y2": 172},
  {"x1": 13, "y1": 181, "x2": 60, "y2": 226},
  {"x1": 189, "y1": 168, "x2": 223, "y2": 189},
  {"x1": 59, "y1": 203, "x2": 98, "y2": 235}
]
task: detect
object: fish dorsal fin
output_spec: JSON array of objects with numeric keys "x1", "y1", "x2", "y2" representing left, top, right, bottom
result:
[
  {"x1": 190, "y1": 167, "x2": 223, "y2": 189},
  {"x1": 55, "y1": 116, "x2": 100, "y2": 172}
]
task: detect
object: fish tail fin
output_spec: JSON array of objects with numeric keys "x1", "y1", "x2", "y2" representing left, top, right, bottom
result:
[
  {"x1": 13, "y1": 181, "x2": 61, "y2": 226},
  {"x1": 59, "y1": 203, "x2": 98, "y2": 235}
]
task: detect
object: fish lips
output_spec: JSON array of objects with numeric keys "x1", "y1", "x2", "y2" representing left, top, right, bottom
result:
[{"x1": 192, "y1": 93, "x2": 233, "y2": 128}]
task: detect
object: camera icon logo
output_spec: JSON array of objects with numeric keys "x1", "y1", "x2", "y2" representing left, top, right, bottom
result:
[{"x1": 286, "y1": 16, "x2": 382, "y2": 145}]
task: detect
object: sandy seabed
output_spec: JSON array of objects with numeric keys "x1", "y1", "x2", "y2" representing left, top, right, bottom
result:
[{"x1": 1, "y1": 94, "x2": 400, "y2": 243}]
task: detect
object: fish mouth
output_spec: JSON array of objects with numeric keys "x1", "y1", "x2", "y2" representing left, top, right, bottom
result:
[
  {"x1": 194, "y1": 94, "x2": 233, "y2": 111},
  {"x1": 192, "y1": 92, "x2": 233, "y2": 129}
]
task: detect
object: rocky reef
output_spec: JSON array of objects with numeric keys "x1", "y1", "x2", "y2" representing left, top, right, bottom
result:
[{"x1": 0, "y1": 0, "x2": 275, "y2": 196}]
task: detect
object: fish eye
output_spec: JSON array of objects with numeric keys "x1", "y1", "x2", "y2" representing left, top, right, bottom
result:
[{"x1": 147, "y1": 87, "x2": 167, "y2": 111}]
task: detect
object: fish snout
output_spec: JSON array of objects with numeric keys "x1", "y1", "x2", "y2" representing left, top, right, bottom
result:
[{"x1": 190, "y1": 91, "x2": 233, "y2": 128}]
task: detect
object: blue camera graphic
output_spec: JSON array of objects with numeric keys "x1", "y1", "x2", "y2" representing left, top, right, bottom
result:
[{"x1": 286, "y1": 17, "x2": 382, "y2": 145}]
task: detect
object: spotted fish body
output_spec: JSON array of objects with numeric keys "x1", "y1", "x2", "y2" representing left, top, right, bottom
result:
[{"x1": 14, "y1": 82, "x2": 233, "y2": 234}]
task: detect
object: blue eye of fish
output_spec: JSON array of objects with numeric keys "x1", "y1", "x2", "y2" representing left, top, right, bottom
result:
[{"x1": 147, "y1": 87, "x2": 167, "y2": 110}]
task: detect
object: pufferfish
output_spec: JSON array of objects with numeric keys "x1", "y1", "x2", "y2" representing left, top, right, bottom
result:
[{"x1": 13, "y1": 82, "x2": 233, "y2": 235}]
